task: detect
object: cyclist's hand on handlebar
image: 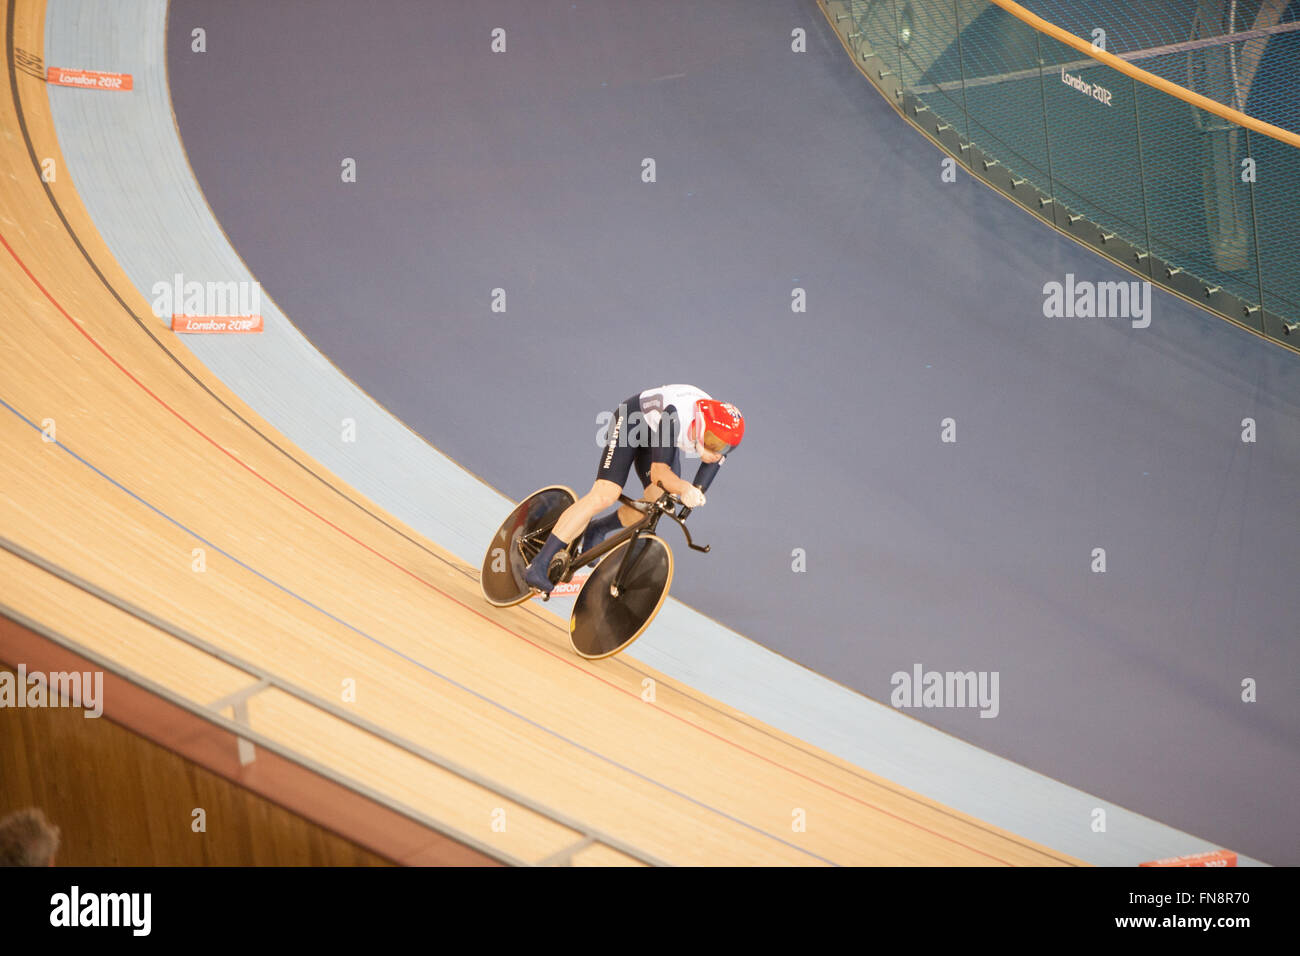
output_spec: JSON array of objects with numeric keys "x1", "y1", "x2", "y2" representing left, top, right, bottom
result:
[{"x1": 681, "y1": 486, "x2": 705, "y2": 509}]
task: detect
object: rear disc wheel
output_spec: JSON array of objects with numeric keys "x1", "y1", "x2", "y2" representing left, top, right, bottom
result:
[{"x1": 480, "y1": 485, "x2": 576, "y2": 607}]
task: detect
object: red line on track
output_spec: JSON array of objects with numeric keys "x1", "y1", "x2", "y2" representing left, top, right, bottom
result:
[{"x1": 0, "y1": 227, "x2": 1018, "y2": 865}]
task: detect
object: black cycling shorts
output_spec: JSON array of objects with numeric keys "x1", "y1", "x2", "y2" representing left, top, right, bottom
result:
[{"x1": 595, "y1": 394, "x2": 682, "y2": 489}]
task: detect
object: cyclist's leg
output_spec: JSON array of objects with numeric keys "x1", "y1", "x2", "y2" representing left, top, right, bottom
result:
[
  {"x1": 580, "y1": 397, "x2": 660, "y2": 544},
  {"x1": 552, "y1": 478, "x2": 622, "y2": 544},
  {"x1": 575, "y1": 449, "x2": 681, "y2": 561},
  {"x1": 556, "y1": 395, "x2": 641, "y2": 540},
  {"x1": 586, "y1": 445, "x2": 662, "y2": 541},
  {"x1": 523, "y1": 398, "x2": 636, "y2": 589}
]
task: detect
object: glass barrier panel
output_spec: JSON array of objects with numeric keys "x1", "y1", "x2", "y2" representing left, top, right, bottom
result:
[
  {"x1": 851, "y1": 0, "x2": 904, "y2": 87},
  {"x1": 1038, "y1": 33, "x2": 1147, "y2": 251},
  {"x1": 1135, "y1": 80, "x2": 1263, "y2": 308},
  {"x1": 946, "y1": 0, "x2": 1052, "y2": 193}
]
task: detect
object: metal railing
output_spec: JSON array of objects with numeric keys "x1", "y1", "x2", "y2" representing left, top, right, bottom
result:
[{"x1": 0, "y1": 535, "x2": 668, "y2": 867}]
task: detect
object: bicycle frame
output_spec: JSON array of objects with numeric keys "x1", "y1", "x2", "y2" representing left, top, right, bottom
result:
[{"x1": 559, "y1": 484, "x2": 710, "y2": 594}]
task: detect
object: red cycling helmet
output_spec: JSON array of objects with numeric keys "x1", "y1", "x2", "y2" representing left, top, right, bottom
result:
[{"x1": 691, "y1": 399, "x2": 744, "y2": 456}]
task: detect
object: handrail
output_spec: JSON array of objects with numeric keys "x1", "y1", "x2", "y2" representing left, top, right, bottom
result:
[
  {"x1": 0, "y1": 535, "x2": 667, "y2": 867},
  {"x1": 0, "y1": 601, "x2": 526, "y2": 866},
  {"x1": 987, "y1": 0, "x2": 1300, "y2": 149}
]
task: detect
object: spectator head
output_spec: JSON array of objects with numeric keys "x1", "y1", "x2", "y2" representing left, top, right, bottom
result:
[{"x1": 0, "y1": 808, "x2": 60, "y2": 866}]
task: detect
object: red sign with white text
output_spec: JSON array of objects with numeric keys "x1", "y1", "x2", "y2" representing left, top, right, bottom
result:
[
  {"x1": 171, "y1": 315, "x2": 264, "y2": 334},
  {"x1": 538, "y1": 574, "x2": 590, "y2": 598},
  {"x1": 1139, "y1": 849, "x2": 1237, "y2": 867},
  {"x1": 46, "y1": 67, "x2": 133, "y2": 91}
]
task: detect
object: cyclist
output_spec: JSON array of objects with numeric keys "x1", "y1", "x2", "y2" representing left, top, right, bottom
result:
[{"x1": 522, "y1": 385, "x2": 744, "y2": 594}]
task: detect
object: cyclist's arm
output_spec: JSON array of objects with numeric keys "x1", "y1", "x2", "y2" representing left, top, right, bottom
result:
[
  {"x1": 691, "y1": 460, "x2": 721, "y2": 493},
  {"x1": 648, "y1": 460, "x2": 696, "y2": 498},
  {"x1": 649, "y1": 405, "x2": 717, "y2": 497},
  {"x1": 648, "y1": 406, "x2": 690, "y2": 498}
]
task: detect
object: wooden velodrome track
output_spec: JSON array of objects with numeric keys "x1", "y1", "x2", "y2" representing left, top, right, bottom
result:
[{"x1": 0, "y1": 0, "x2": 1081, "y2": 866}]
